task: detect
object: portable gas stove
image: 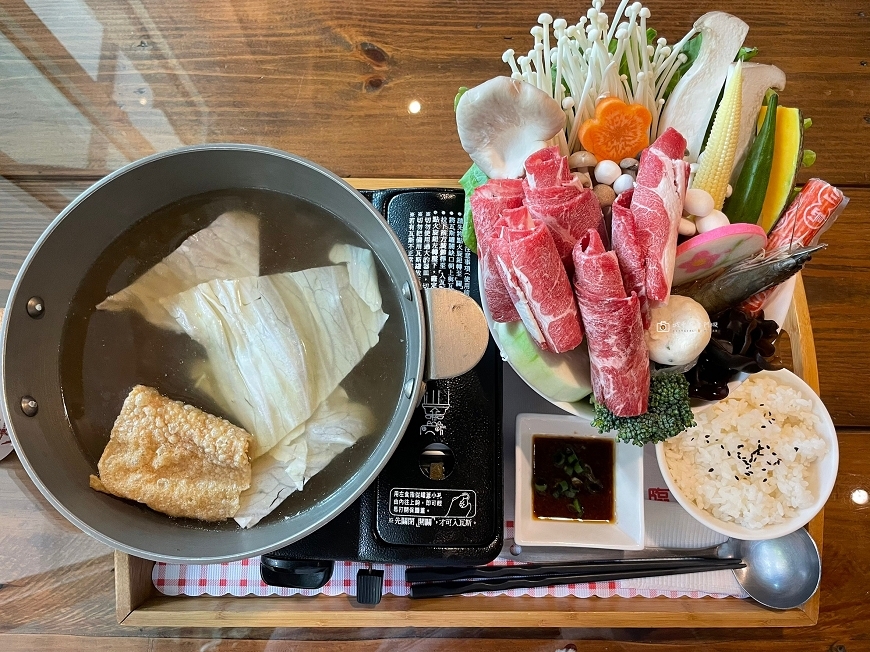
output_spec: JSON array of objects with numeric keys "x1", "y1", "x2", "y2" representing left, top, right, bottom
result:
[{"x1": 261, "y1": 188, "x2": 503, "y2": 601}]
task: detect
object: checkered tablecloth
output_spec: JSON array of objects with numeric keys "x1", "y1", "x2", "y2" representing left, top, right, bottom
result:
[{"x1": 153, "y1": 520, "x2": 743, "y2": 599}]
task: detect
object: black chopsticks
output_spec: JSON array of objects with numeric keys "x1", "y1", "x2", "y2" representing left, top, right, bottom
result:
[{"x1": 406, "y1": 558, "x2": 746, "y2": 599}]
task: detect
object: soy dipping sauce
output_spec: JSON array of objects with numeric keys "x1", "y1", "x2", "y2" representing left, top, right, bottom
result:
[{"x1": 532, "y1": 435, "x2": 614, "y2": 522}]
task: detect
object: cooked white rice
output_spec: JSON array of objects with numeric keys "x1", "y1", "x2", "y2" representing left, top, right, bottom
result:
[{"x1": 663, "y1": 375, "x2": 827, "y2": 529}]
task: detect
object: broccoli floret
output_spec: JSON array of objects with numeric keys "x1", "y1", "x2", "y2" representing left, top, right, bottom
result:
[{"x1": 591, "y1": 373, "x2": 695, "y2": 446}]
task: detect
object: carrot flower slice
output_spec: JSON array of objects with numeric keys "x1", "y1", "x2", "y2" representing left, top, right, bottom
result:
[{"x1": 577, "y1": 98, "x2": 652, "y2": 163}]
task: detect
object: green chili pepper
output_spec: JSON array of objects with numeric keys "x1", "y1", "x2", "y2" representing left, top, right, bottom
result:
[{"x1": 723, "y1": 91, "x2": 779, "y2": 224}]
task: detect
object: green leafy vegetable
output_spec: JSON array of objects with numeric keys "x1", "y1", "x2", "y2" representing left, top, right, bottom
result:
[
  {"x1": 663, "y1": 33, "x2": 703, "y2": 99},
  {"x1": 454, "y1": 87, "x2": 468, "y2": 112},
  {"x1": 459, "y1": 163, "x2": 488, "y2": 253},
  {"x1": 736, "y1": 46, "x2": 758, "y2": 62},
  {"x1": 802, "y1": 150, "x2": 816, "y2": 167},
  {"x1": 591, "y1": 373, "x2": 696, "y2": 446}
]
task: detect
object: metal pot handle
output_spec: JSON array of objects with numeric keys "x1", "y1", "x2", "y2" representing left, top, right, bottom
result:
[{"x1": 422, "y1": 288, "x2": 489, "y2": 380}]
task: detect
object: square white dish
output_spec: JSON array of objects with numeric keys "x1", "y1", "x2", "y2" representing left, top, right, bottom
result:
[{"x1": 515, "y1": 413, "x2": 644, "y2": 550}]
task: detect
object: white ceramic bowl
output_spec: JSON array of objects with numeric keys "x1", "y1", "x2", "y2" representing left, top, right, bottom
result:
[
  {"x1": 515, "y1": 413, "x2": 644, "y2": 550},
  {"x1": 655, "y1": 369, "x2": 838, "y2": 540}
]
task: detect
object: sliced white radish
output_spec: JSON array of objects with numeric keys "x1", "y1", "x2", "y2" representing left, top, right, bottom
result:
[{"x1": 672, "y1": 223, "x2": 767, "y2": 286}]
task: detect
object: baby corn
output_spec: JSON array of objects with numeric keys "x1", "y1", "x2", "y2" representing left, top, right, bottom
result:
[{"x1": 692, "y1": 61, "x2": 743, "y2": 210}]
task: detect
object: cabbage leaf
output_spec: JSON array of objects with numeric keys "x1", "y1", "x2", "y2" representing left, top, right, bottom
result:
[
  {"x1": 161, "y1": 251, "x2": 388, "y2": 458},
  {"x1": 234, "y1": 387, "x2": 374, "y2": 528},
  {"x1": 97, "y1": 211, "x2": 260, "y2": 331}
]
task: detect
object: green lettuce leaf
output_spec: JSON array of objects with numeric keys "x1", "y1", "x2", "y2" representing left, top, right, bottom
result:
[
  {"x1": 459, "y1": 163, "x2": 489, "y2": 253},
  {"x1": 736, "y1": 46, "x2": 758, "y2": 62},
  {"x1": 454, "y1": 87, "x2": 468, "y2": 112},
  {"x1": 663, "y1": 33, "x2": 703, "y2": 100}
]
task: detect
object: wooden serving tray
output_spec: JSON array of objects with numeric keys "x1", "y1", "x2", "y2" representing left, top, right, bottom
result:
[{"x1": 115, "y1": 179, "x2": 823, "y2": 628}]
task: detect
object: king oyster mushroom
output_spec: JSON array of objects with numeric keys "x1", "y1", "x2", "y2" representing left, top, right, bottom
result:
[
  {"x1": 656, "y1": 12, "x2": 749, "y2": 162},
  {"x1": 456, "y1": 76, "x2": 566, "y2": 179}
]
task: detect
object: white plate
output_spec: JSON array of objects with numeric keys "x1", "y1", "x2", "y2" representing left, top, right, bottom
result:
[
  {"x1": 479, "y1": 263, "x2": 796, "y2": 420},
  {"x1": 655, "y1": 369, "x2": 838, "y2": 540},
  {"x1": 514, "y1": 413, "x2": 644, "y2": 550}
]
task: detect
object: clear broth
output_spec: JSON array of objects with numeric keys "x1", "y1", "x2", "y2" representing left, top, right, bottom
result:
[{"x1": 60, "y1": 188, "x2": 408, "y2": 529}]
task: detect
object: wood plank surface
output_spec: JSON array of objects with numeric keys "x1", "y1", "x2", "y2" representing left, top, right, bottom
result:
[
  {"x1": 1, "y1": 0, "x2": 869, "y2": 647},
  {"x1": 0, "y1": 1, "x2": 867, "y2": 183},
  {"x1": 1, "y1": 426, "x2": 868, "y2": 648}
]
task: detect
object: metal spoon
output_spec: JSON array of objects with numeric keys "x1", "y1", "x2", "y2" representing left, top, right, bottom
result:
[
  {"x1": 502, "y1": 528, "x2": 821, "y2": 610},
  {"x1": 723, "y1": 530, "x2": 822, "y2": 610}
]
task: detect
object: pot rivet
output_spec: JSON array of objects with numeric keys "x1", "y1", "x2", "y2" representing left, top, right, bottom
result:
[
  {"x1": 20, "y1": 396, "x2": 38, "y2": 417},
  {"x1": 402, "y1": 282, "x2": 413, "y2": 301},
  {"x1": 26, "y1": 297, "x2": 45, "y2": 319},
  {"x1": 403, "y1": 378, "x2": 415, "y2": 398}
]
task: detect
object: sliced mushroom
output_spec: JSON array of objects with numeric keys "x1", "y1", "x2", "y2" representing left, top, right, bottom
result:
[{"x1": 456, "y1": 76, "x2": 566, "y2": 179}]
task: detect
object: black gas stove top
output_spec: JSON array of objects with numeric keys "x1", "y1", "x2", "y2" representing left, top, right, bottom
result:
[{"x1": 260, "y1": 188, "x2": 503, "y2": 598}]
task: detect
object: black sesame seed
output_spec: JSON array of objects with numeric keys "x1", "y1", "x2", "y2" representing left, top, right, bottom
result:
[
  {"x1": 737, "y1": 444, "x2": 744, "y2": 448},
  {"x1": 708, "y1": 468, "x2": 714, "y2": 472},
  {"x1": 763, "y1": 479, "x2": 767, "y2": 482},
  {"x1": 735, "y1": 476, "x2": 739, "y2": 481},
  {"x1": 795, "y1": 447, "x2": 799, "y2": 451},
  {"x1": 727, "y1": 451, "x2": 731, "y2": 457}
]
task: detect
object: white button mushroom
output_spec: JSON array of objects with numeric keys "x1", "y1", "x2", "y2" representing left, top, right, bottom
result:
[
  {"x1": 612, "y1": 173, "x2": 635, "y2": 195},
  {"x1": 695, "y1": 209, "x2": 730, "y2": 234},
  {"x1": 644, "y1": 296, "x2": 712, "y2": 366},
  {"x1": 594, "y1": 160, "x2": 621, "y2": 185},
  {"x1": 684, "y1": 188, "x2": 715, "y2": 218}
]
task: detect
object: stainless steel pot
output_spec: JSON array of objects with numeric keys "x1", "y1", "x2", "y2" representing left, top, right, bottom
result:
[{"x1": 1, "y1": 144, "x2": 488, "y2": 563}]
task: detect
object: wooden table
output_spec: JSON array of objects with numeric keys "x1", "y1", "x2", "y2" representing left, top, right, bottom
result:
[{"x1": 1, "y1": 0, "x2": 868, "y2": 649}]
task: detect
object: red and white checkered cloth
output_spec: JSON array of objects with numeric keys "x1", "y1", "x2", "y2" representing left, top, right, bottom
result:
[{"x1": 153, "y1": 520, "x2": 742, "y2": 599}]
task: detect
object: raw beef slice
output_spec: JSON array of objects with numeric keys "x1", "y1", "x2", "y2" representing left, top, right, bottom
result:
[
  {"x1": 493, "y1": 209, "x2": 583, "y2": 353},
  {"x1": 523, "y1": 147, "x2": 604, "y2": 267},
  {"x1": 573, "y1": 229, "x2": 649, "y2": 417},
  {"x1": 470, "y1": 179, "x2": 524, "y2": 322}
]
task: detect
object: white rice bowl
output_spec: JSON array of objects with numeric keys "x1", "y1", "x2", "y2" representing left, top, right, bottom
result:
[{"x1": 655, "y1": 369, "x2": 838, "y2": 540}]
